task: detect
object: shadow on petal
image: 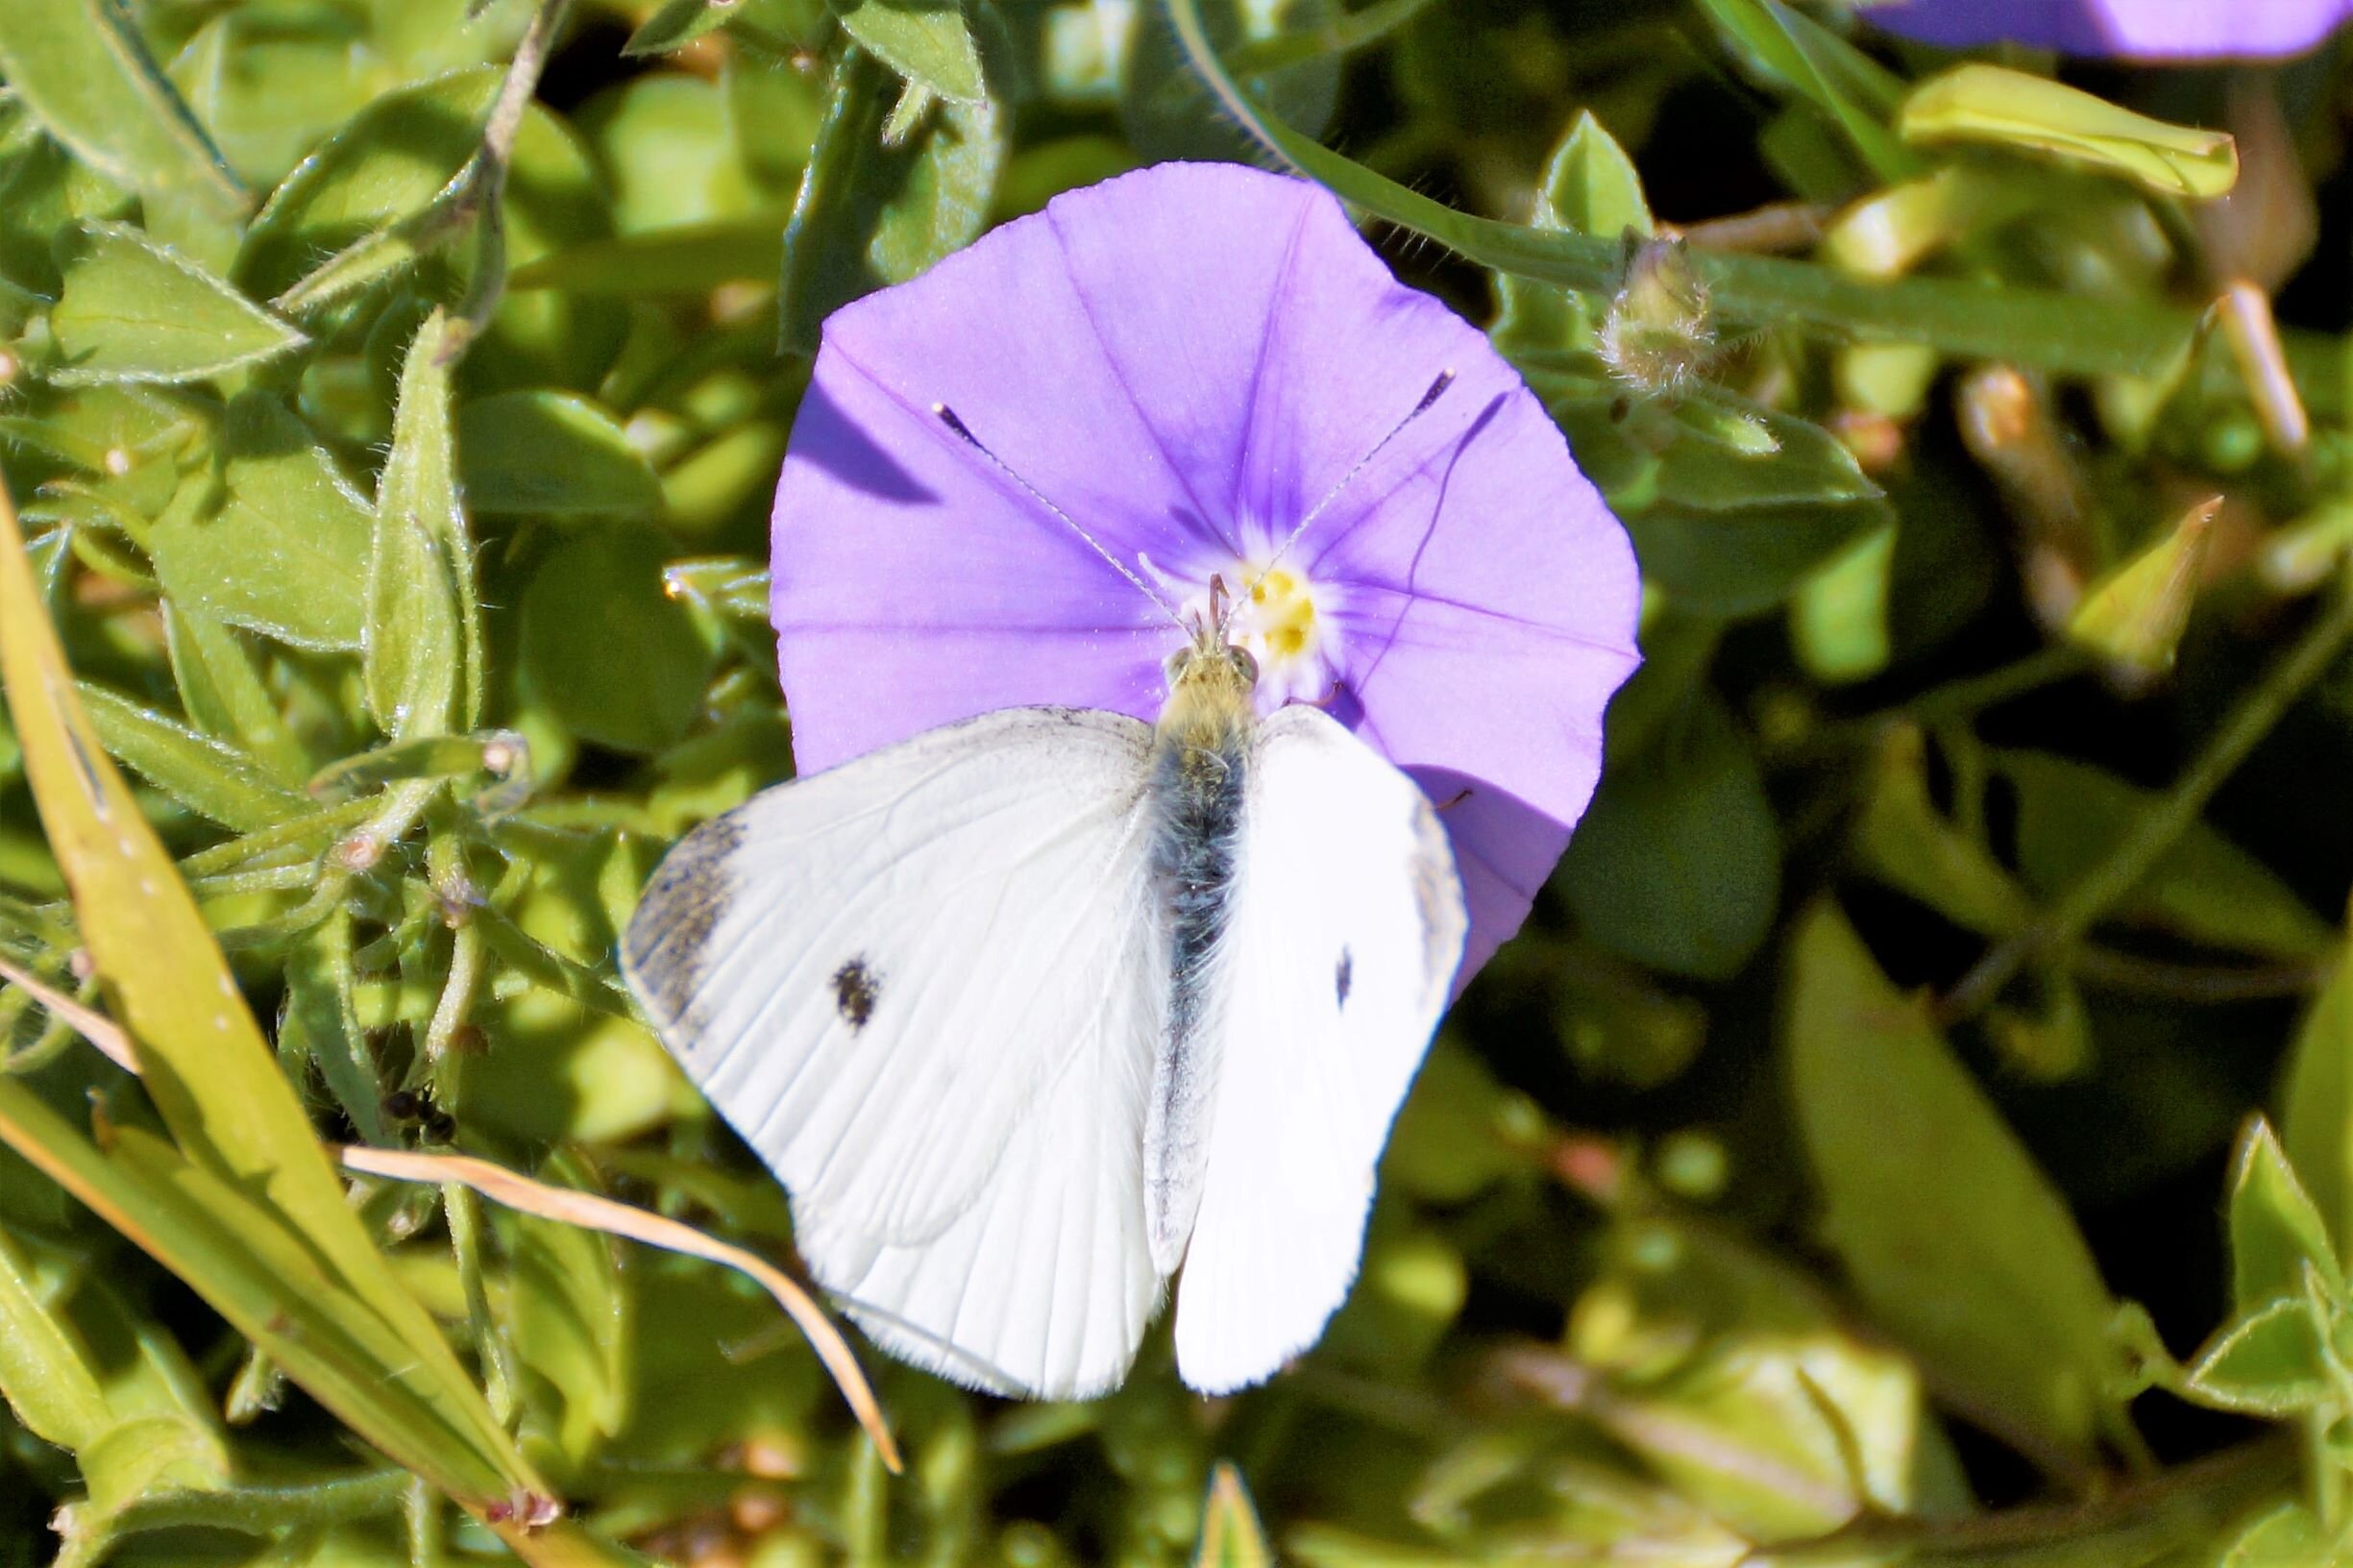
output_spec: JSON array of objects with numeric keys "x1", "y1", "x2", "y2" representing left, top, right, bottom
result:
[{"x1": 793, "y1": 376, "x2": 941, "y2": 505}]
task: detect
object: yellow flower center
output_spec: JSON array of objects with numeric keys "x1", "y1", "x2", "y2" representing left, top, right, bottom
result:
[{"x1": 1243, "y1": 567, "x2": 1317, "y2": 664}]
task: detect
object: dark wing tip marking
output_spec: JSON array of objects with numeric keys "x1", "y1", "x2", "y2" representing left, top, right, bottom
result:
[
  {"x1": 831, "y1": 957, "x2": 881, "y2": 1031},
  {"x1": 1336, "y1": 946, "x2": 1353, "y2": 1010},
  {"x1": 622, "y1": 809, "x2": 748, "y2": 1029}
]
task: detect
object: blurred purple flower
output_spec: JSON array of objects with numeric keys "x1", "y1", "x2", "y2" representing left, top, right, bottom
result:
[
  {"x1": 770, "y1": 161, "x2": 1641, "y2": 982},
  {"x1": 1861, "y1": 0, "x2": 2351, "y2": 59}
]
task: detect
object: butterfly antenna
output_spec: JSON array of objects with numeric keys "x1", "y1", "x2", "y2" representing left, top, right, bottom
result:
[
  {"x1": 934, "y1": 404, "x2": 1182, "y2": 624},
  {"x1": 1242, "y1": 370, "x2": 1457, "y2": 613}
]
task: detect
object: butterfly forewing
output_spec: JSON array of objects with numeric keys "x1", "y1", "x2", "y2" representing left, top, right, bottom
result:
[
  {"x1": 623, "y1": 707, "x2": 1169, "y2": 1387},
  {"x1": 1169, "y1": 704, "x2": 1467, "y2": 1394}
]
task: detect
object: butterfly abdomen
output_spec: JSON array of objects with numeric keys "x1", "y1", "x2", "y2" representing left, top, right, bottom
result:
[{"x1": 1140, "y1": 682, "x2": 1255, "y2": 1270}]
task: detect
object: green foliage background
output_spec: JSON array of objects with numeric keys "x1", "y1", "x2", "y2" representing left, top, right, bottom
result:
[{"x1": 0, "y1": 0, "x2": 2350, "y2": 1563}]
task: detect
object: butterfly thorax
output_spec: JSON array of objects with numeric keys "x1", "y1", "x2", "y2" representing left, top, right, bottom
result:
[{"x1": 1141, "y1": 630, "x2": 1260, "y2": 1266}]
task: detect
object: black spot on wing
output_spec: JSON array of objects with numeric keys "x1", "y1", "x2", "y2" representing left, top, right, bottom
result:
[
  {"x1": 621, "y1": 809, "x2": 748, "y2": 1029},
  {"x1": 1336, "y1": 947, "x2": 1353, "y2": 1010},
  {"x1": 832, "y1": 957, "x2": 880, "y2": 1031}
]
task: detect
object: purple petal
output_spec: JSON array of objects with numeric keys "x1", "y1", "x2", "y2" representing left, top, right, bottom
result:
[
  {"x1": 772, "y1": 161, "x2": 1641, "y2": 978},
  {"x1": 1861, "y1": 0, "x2": 2351, "y2": 59}
]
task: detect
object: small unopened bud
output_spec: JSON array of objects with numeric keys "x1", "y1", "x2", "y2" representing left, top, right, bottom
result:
[
  {"x1": 2068, "y1": 495, "x2": 2220, "y2": 691},
  {"x1": 335, "y1": 833, "x2": 383, "y2": 870},
  {"x1": 1598, "y1": 236, "x2": 1715, "y2": 399}
]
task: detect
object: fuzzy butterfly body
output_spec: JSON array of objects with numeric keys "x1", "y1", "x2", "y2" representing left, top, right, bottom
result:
[{"x1": 622, "y1": 625, "x2": 1466, "y2": 1398}]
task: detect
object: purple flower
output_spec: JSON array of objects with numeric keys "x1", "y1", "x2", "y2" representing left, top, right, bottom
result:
[
  {"x1": 1860, "y1": 0, "x2": 2351, "y2": 59},
  {"x1": 770, "y1": 162, "x2": 1641, "y2": 981}
]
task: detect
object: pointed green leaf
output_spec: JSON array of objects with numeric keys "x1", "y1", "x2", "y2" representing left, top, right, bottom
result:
[
  {"x1": 159, "y1": 601, "x2": 309, "y2": 783},
  {"x1": 0, "y1": 0, "x2": 243, "y2": 216},
  {"x1": 1193, "y1": 1462, "x2": 1273, "y2": 1568},
  {"x1": 624, "y1": 0, "x2": 741, "y2": 56},
  {"x1": 78, "y1": 681, "x2": 307, "y2": 832},
  {"x1": 282, "y1": 911, "x2": 390, "y2": 1149},
  {"x1": 778, "y1": 47, "x2": 1004, "y2": 355},
  {"x1": 48, "y1": 223, "x2": 305, "y2": 386},
  {"x1": 1786, "y1": 900, "x2": 2119, "y2": 1458},
  {"x1": 2228, "y1": 1117, "x2": 2344, "y2": 1310},
  {"x1": 2184, "y1": 1296, "x2": 2329, "y2": 1415},
  {"x1": 1494, "y1": 111, "x2": 1651, "y2": 354},
  {"x1": 366, "y1": 309, "x2": 474, "y2": 739},
  {"x1": 832, "y1": 0, "x2": 987, "y2": 102}
]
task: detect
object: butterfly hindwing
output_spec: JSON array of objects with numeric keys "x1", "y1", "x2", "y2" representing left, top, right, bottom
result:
[
  {"x1": 623, "y1": 707, "x2": 1169, "y2": 1395},
  {"x1": 1169, "y1": 703, "x2": 1467, "y2": 1394}
]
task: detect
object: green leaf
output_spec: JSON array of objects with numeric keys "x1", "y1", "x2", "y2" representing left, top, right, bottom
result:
[
  {"x1": 520, "y1": 527, "x2": 714, "y2": 755},
  {"x1": 624, "y1": 0, "x2": 742, "y2": 56},
  {"x1": 1901, "y1": 64, "x2": 2239, "y2": 200},
  {"x1": 47, "y1": 222, "x2": 306, "y2": 386},
  {"x1": 831, "y1": 0, "x2": 987, "y2": 103},
  {"x1": 2227, "y1": 1117, "x2": 2344, "y2": 1310},
  {"x1": 160, "y1": 600, "x2": 309, "y2": 784},
  {"x1": 282, "y1": 911, "x2": 391, "y2": 1149},
  {"x1": 1996, "y1": 751, "x2": 2335, "y2": 962},
  {"x1": 0, "y1": 0, "x2": 243, "y2": 216},
  {"x1": 1630, "y1": 395, "x2": 1890, "y2": 614},
  {"x1": 367, "y1": 309, "x2": 475, "y2": 740},
  {"x1": 504, "y1": 1152, "x2": 631, "y2": 1465},
  {"x1": 78, "y1": 681, "x2": 308, "y2": 832},
  {"x1": 778, "y1": 47, "x2": 1004, "y2": 355},
  {"x1": 148, "y1": 394, "x2": 374, "y2": 652},
  {"x1": 1559, "y1": 688, "x2": 1779, "y2": 981},
  {"x1": 583, "y1": 73, "x2": 762, "y2": 234},
  {"x1": 456, "y1": 391, "x2": 665, "y2": 521},
  {"x1": 1528, "y1": 369, "x2": 1889, "y2": 614},
  {"x1": 1493, "y1": 111, "x2": 1650, "y2": 355},
  {"x1": 2184, "y1": 1296, "x2": 2329, "y2": 1415},
  {"x1": 2284, "y1": 939, "x2": 2353, "y2": 1259},
  {"x1": 0, "y1": 1226, "x2": 111, "y2": 1451},
  {"x1": 1785, "y1": 900, "x2": 2119, "y2": 1460},
  {"x1": 1691, "y1": 0, "x2": 1917, "y2": 184}
]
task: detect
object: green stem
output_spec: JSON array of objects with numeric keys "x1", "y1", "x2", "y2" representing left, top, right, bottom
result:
[
  {"x1": 1944, "y1": 576, "x2": 2353, "y2": 1019},
  {"x1": 1159, "y1": 0, "x2": 2347, "y2": 397}
]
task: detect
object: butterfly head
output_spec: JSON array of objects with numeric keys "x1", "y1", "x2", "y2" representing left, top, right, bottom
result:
[{"x1": 1159, "y1": 579, "x2": 1262, "y2": 744}]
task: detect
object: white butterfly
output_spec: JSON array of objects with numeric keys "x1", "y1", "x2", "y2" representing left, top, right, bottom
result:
[{"x1": 622, "y1": 402, "x2": 1469, "y2": 1401}]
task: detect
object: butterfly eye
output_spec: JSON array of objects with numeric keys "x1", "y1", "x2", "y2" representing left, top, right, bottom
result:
[{"x1": 1230, "y1": 647, "x2": 1258, "y2": 685}]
